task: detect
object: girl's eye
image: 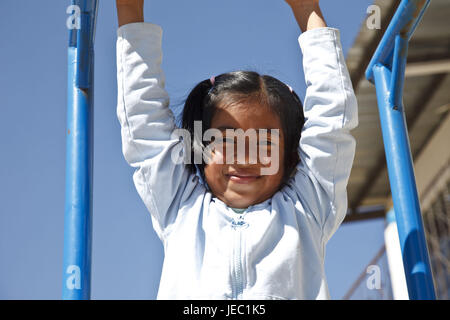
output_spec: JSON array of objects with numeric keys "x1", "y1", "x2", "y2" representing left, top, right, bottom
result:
[
  {"x1": 223, "y1": 137, "x2": 234, "y2": 144},
  {"x1": 259, "y1": 140, "x2": 273, "y2": 146},
  {"x1": 210, "y1": 137, "x2": 232, "y2": 145}
]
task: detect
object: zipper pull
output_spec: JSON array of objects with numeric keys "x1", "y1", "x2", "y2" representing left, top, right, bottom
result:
[{"x1": 231, "y1": 216, "x2": 249, "y2": 229}]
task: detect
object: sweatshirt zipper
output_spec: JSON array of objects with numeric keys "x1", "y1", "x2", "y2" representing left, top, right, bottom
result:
[{"x1": 231, "y1": 215, "x2": 247, "y2": 299}]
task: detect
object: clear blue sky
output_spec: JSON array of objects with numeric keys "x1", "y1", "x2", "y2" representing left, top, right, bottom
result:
[{"x1": 0, "y1": 0, "x2": 387, "y2": 299}]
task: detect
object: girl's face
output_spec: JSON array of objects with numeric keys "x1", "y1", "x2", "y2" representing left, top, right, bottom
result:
[{"x1": 204, "y1": 101, "x2": 285, "y2": 209}]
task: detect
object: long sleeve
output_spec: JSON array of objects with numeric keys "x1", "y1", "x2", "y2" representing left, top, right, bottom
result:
[
  {"x1": 116, "y1": 22, "x2": 200, "y2": 240},
  {"x1": 288, "y1": 27, "x2": 358, "y2": 243}
]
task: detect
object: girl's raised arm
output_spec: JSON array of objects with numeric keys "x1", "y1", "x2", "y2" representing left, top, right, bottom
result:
[
  {"x1": 116, "y1": 1, "x2": 202, "y2": 240},
  {"x1": 116, "y1": 0, "x2": 144, "y2": 27},
  {"x1": 285, "y1": 0, "x2": 326, "y2": 32},
  {"x1": 284, "y1": 1, "x2": 358, "y2": 242}
]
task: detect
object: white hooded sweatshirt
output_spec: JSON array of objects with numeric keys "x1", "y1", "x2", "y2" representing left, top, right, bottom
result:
[{"x1": 116, "y1": 22, "x2": 358, "y2": 300}]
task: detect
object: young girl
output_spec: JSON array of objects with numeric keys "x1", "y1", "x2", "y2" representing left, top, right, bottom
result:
[{"x1": 116, "y1": 0, "x2": 358, "y2": 299}]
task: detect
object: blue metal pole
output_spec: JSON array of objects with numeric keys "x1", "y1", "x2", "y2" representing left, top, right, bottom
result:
[
  {"x1": 366, "y1": 0, "x2": 432, "y2": 82},
  {"x1": 366, "y1": 0, "x2": 435, "y2": 299},
  {"x1": 62, "y1": 0, "x2": 98, "y2": 300}
]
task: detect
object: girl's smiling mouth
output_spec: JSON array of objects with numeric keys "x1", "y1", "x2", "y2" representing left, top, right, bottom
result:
[{"x1": 225, "y1": 171, "x2": 261, "y2": 184}]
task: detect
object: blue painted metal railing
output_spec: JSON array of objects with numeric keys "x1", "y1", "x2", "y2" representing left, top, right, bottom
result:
[
  {"x1": 62, "y1": 0, "x2": 98, "y2": 300},
  {"x1": 365, "y1": 0, "x2": 436, "y2": 299}
]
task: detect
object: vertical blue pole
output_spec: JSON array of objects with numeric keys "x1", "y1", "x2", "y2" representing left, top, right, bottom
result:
[
  {"x1": 62, "y1": 0, "x2": 98, "y2": 300},
  {"x1": 366, "y1": 0, "x2": 435, "y2": 300},
  {"x1": 372, "y1": 53, "x2": 435, "y2": 299}
]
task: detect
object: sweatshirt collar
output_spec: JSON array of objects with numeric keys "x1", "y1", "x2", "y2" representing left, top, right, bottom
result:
[{"x1": 211, "y1": 196, "x2": 272, "y2": 213}]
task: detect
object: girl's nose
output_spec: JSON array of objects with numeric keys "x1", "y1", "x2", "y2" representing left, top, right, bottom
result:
[{"x1": 235, "y1": 137, "x2": 259, "y2": 165}]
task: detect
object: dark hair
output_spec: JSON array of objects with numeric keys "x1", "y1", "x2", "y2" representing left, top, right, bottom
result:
[{"x1": 181, "y1": 70, "x2": 305, "y2": 188}]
